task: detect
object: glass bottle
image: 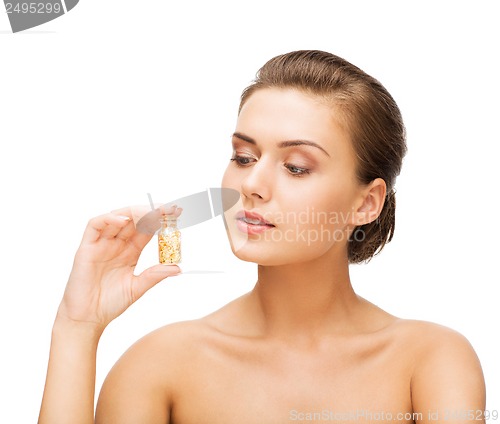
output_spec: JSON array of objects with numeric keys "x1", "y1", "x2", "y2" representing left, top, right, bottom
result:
[{"x1": 158, "y1": 215, "x2": 181, "y2": 264}]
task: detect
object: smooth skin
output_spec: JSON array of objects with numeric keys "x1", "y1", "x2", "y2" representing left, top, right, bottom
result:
[{"x1": 39, "y1": 89, "x2": 485, "y2": 424}]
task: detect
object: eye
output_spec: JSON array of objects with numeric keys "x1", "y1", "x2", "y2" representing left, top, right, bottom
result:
[
  {"x1": 230, "y1": 155, "x2": 256, "y2": 167},
  {"x1": 285, "y1": 163, "x2": 311, "y2": 177}
]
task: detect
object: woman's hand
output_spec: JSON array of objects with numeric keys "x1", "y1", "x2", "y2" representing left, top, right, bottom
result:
[{"x1": 56, "y1": 205, "x2": 182, "y2": 333}]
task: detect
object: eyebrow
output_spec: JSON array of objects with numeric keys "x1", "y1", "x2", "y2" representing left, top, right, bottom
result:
[{"x1": 232, "y1": 132, "x2": 330, "y2": 157}]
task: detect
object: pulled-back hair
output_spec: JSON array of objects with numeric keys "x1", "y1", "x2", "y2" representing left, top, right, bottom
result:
[{"x1": 239, "y1": 50, "x2": 407, "y2": 263}]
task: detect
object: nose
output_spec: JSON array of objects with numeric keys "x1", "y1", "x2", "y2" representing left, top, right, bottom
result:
[{"x1": 241, "y1": 158, "x2": 272, "y2": 202}]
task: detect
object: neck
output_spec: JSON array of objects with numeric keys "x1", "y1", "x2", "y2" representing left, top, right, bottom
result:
[{"x1": 247, "y1": 249, "x2": 361, "y2": 342}]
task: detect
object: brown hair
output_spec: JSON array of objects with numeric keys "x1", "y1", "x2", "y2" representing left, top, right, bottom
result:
[{"x1": 239, "y1": 50, "x2": 407, "y2": 263}]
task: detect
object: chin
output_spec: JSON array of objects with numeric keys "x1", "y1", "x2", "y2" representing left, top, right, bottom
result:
[{"x1": 228, "y1": 238, "x2": 329, "y2": 267}]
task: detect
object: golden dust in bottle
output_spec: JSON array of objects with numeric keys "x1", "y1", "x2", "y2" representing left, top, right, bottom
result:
[{"x1": 158, "y1": 215, "x2": 181, "y2": 265}]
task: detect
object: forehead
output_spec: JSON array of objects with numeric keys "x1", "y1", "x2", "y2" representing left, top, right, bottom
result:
[
  {"x1": 238, "y1": 88, "x2": 332, "y2": 129},
  {"x1": 236, "y1": 88, "x2": 353, "y2": 156}
]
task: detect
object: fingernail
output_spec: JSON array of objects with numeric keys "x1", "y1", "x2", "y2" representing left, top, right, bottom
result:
[
  {"x1": 117, "y1": 215, "x2": 131, "y2": 221},
  {"x1": 162, "y1": 264, "x2": 182, "y2": 273}
]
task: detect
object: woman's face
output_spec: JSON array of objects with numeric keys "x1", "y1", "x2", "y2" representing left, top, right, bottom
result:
[{"x1": 221, "y1": 88, "x2": 367, "y2": 266}]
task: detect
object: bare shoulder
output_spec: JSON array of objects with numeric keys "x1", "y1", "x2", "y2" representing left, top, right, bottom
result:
[
  {"x1": 95, "y1": 298, "x2": 253, "y2": 424},
  {"x1": 99, "y1": 318, "x2": 217, "y2": 383},
  {"x1": 389, "y1": 318, "x2": 475, "y2": 344},
  {"x1": 389, "y1": 319, "x2": 482, "y2": 363},
  {"x1": 390, "y1": 319, "x2": 486, "y2": 419},
  {"x1": 95, "y1": 319, "x2": 216, "y2": 424},
  {"x1": 388, "y1": 318, "x2": 484, "y2": 376},
  {"x1": 97, "y1": 294, "x2": 247, "y2": 409}
]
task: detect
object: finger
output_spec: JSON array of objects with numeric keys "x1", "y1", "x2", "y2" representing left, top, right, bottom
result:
[
  {"x1": 114, "y1": 219, "x2": 136, "y2": 241},
  {"x1": 108, "y1": 205, "x2": 163, "y2": 243},
  {"x1": 110, "y1": 205, "x2": 153, "y2": 225},
  {"x1": 110, "y1": 203, "x2": 181, "y2": 226},
  {"x1": 158, "y1": 204, "x2": 178, "y2": 216},
  {"x1": 104, "y1": 204, "x2": 179, "y2": 251},
  {"x1": 100, "y1": 215, "x2": 134, "y2": 239},
  {"x1": 81, "y1": 213, "x2": 131, "y2": 244},
  {"x1": 132, "y1": 264, "x2": 182, "y2": 301},
  {"x1": 173, "y1": 207, "x2": 183, "y2": 218},
  {"x1": 132, "y1": 204, "x2": 177, "y2": 245}
]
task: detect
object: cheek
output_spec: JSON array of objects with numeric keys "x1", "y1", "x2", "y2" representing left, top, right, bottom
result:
[
  {"x1": 279, "y1": 177, "x2": 356, "y2": 230},
  {"x1": 221, "y1": 165, "x2": 237, "y2": 189}
]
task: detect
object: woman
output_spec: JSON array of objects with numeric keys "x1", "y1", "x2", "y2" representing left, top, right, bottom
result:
[{"x1": 39, "y1": 50, "x2": 486, "y2": 424}]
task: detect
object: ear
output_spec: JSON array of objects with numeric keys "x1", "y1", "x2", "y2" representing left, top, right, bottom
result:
[{"x1": 351, "y1": 178, "x2": 387, "y2": 227}]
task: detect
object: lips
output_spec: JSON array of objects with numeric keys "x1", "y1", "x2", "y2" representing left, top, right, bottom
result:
[{"x1": 235, "y1": 210, "x2": 275, "y2": 234}]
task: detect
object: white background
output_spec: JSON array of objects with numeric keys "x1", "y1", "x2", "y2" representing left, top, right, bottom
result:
[{"x1": 1, "y1": 0, "x2": 499, "y2": 421}]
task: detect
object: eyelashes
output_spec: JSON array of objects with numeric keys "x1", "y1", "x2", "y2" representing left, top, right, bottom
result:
[
  {"x1": 285, "y1": 163, "x2": 311, "y2": 176},
  {"x1": 230, "y1": 156, "x2": 254, "y2": 166},
  {"x1": 230, "y1": 155, "x2": 311, "y2": 177}
]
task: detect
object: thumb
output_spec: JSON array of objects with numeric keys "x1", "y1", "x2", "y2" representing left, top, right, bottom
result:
[{"x1": 133, "y1": 264, "x2": 181, "y2": 300}]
